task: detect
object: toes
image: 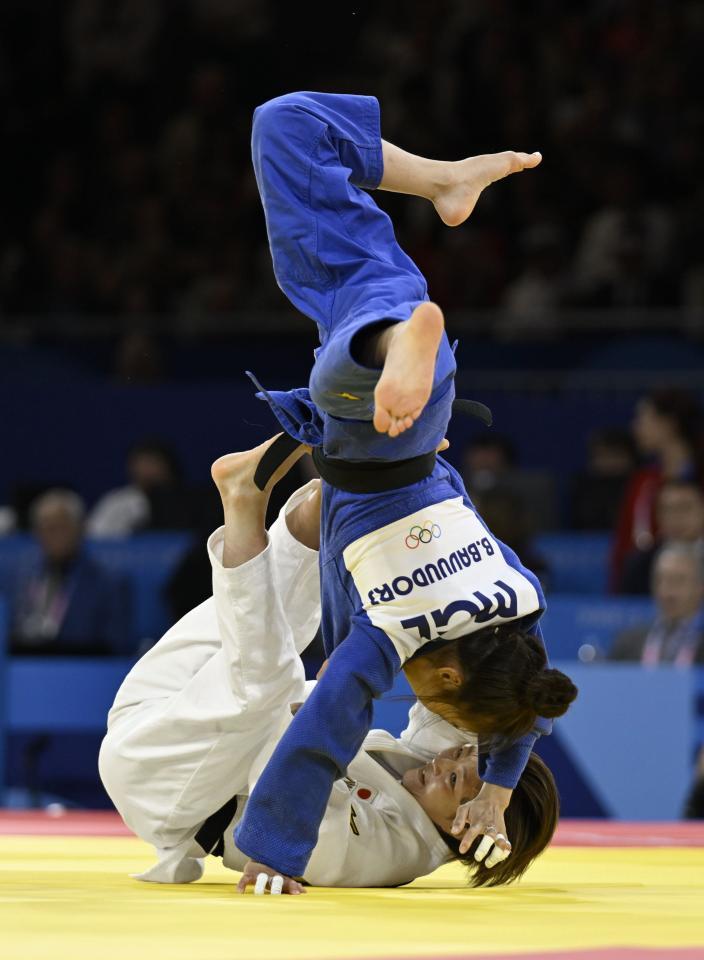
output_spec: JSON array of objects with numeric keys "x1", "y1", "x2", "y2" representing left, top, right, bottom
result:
[
  {"x1": 387, "y1": 414, "x2": 417, "y2": 438},
  {"x1": 381, "y1": 410, "x2": 421, "y2": 438},
  {"x1": 374, "y1": 405, "x2": 392, "y2": 435},
  {"x1": 518, "y1": 150, "x2": 542, "y2": 168},
  {"x1": 507, "y1": 150, "x2": 542, "y2": 172}
]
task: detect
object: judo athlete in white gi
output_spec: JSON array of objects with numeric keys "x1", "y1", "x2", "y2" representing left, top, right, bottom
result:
[{"x1": 99, "y1": 441, "x2": 559, "y2": 894}]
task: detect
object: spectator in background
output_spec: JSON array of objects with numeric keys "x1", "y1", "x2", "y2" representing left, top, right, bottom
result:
[
  {"x1": 570, "y1": 428, "x2": 637, "y2": 530},
  {"x1": 610, "y1": 389, "x2": 704, "y2": 591},
  {"x1": 11, "y1": 490, "x2": 131, "y2": 655},
  {"x1": 87, "y1": 439, "x2": 183, "y2": 536},
  {"x1": 609, "y1": 543, "x2": 704, "y2": 666},
  {"x1": 461, "y1": 434, "x2": 557, "y2": 532},
  {"x1": 620, "y1": 480, "x2": 704, "y2": 594}
]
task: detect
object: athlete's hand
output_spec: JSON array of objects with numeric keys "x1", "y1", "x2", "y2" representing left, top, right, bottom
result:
[
  {"x1": 236, "y1": 860, "x2": 306, "y2": 895},
  {"x1": 451, "y1": 782, "x2": 512, "y2": 868}
]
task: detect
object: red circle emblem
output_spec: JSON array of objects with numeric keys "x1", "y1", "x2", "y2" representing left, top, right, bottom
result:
[{"x1": 357, "y1": 788, "x2": 372, "y2": 800}]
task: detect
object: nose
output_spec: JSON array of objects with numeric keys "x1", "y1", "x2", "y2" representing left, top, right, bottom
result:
[{"x1": 430, "y1": 759, "x2": 451, "y2": 779}]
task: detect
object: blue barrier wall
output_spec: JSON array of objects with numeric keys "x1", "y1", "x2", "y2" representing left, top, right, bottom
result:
[
  {"x1": 540, "y1": 595, "x2": 654, "y2": 659},
  {"x1": 551, "y1": 663, "x2": 695, "y2": 819},
  {"x1": 7, "y1": 658, "x2": 135, "y2": 731},
  {"x1": 534, "y1": 533, "x2": 612, "y2": 594},
  {"x1": 2, "y1": 654, "x2": 702, "y2": 816},
  {"x1": 1, "y1": 656, "x2": 135, "y2": 806}
]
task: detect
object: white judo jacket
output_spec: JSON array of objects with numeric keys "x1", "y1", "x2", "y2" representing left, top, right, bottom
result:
[
  {"x1": 99, "y1": 483, "x2": 469, "y2": 888},
  {"x1": 220, "y1": 694, "x2": 467, "y2": 887}
]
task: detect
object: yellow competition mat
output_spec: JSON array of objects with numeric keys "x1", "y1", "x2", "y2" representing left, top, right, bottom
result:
[{"x1": 1, "y1": 830, "x2": 703, "y2": 960}]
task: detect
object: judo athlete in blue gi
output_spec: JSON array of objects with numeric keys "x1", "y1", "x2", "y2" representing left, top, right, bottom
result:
[{"x1": 234, "y1": 92, "x2": 577, "y2": 893}]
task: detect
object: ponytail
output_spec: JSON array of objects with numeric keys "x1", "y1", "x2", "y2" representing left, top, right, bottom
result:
[{"x1": 524, "y1": 667, "x2": 578, "y2": 718}]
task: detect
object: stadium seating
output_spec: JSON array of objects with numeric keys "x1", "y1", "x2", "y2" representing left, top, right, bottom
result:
[{"x1": 0, "y1": 533, "x2": 193, "y2": 646}]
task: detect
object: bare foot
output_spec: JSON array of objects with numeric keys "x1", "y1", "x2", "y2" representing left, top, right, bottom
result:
[
  {"x1": 211, "y1": 434, "x2": 308, "y2": 503},
  {"x1": 373, "y1": 302, "x2": 444, "y2": 437},
  {"x1": 433, "y1": 151, "x2": 542, "y2": 227}
]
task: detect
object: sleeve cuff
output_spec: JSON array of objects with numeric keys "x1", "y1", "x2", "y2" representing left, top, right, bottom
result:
[
  {"x1": 362, "y1": 96, "x2": 383, "y2": 189},
  {"x1": 207, "y1": 526, "x2": 272, "y2": 583},
  {"x1": 482, "y1": 732, "x2": 538, "y2": 790}
]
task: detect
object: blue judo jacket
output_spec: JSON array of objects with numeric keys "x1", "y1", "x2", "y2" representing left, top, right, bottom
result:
[{"x1": 234, "y1": 92, "x2": 551, "y2": 877}]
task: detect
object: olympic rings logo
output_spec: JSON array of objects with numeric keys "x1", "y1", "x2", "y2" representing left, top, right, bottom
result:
[{"x1": 405, "y1": 523, "x2": 442, "y2": 549}]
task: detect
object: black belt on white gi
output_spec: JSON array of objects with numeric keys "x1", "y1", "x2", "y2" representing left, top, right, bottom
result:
[{"x1": 194, "y1": 794, "x2": 239, "y2": 858}]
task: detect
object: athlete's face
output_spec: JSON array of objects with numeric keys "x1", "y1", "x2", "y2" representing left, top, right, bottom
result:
[{"x1": 401, "y1": 744, "x2": 482, "y2": 832}]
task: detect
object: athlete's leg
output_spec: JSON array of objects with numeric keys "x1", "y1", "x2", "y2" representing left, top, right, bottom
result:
[
  {"x1": 379, "y1": 140, "x2": 541, "y2": 228},
  {"x1": 372, "y1": 144, "x2": 541, "y2": 437},
  {"x1": 99, "y1": 438, "x2": 321, "y2": 849},
  {"x1": 211, "y1": 435, "x2": 310, "y2": 568},
  {"x1": 252, "y1": 92, "x2": 541, "y2": 446},
  {"x1": 212, "y1": 437, "x2": 322, "y2": 654}
]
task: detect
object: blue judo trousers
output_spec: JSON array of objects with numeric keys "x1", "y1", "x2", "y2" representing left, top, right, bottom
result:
[{"x1": 234, "y1": 92, "x2": 550, "y2": 877}]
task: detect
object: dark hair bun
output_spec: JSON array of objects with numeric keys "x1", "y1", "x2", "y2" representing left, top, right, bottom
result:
[{"x1": 525, "y1": 668, "x2": 578, "y2": 718}]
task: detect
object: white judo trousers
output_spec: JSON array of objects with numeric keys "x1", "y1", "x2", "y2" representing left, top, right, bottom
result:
[{"x1": 99, "y1": 483, "x2": 469, "y2": 887}]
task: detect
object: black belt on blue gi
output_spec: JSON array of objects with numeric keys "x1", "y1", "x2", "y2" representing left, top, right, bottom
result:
[
  {"x1": 194, "y1": 794, "x2": 239, "y2": 858},
  {"x1": 311, "y1": 398, "x2": 493, "y2": 494},
  {"x1": 254, "y1": 398, "x2": 492, "y2": 496},
  {"x1": 312, "y1": 447, "x2": 437, "y2": 493}
]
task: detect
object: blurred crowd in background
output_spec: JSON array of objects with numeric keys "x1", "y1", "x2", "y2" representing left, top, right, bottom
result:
[
  {"x1": 1, "y1": 0, "x2": 704, "y2": 814},
  {"x1": 1, "y1": 0, "x2": 704, "y2": 328},
  {"x1": 3, "y1": 387, "x2": 704, "y2": 669},
  {"x1": 0, "y1": 0, "x2": 702, "y2": 662}
]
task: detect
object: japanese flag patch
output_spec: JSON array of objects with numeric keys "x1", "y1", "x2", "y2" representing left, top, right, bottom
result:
[{"x1": 353, "y1": 783, "x2": 378, "y2": 803}]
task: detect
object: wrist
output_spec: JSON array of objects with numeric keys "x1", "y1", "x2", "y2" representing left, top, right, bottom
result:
[{"x1": 479, "y1": 781, "x2": 512, "y2": 810}]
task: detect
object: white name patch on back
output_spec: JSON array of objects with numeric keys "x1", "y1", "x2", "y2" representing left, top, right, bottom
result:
[{"x1": 342, "y1": 497, "x2": 541, "y2": 663}]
